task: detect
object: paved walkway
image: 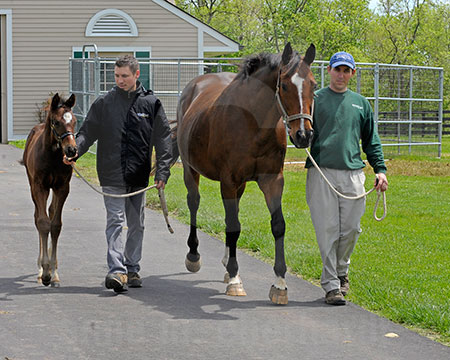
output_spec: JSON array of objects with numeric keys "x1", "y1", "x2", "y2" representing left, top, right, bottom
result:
[{"x1": 0, "y1": 144, "x2": 448, "y2": 360}]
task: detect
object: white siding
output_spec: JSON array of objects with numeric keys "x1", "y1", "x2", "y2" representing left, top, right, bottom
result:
[{"x1": 203, "y1": 32, "x2": 227, "y2": 48}]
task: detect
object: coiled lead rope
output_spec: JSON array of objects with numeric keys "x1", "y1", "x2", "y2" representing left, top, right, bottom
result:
[{"x1": 304, "y1": 148, "x2": 386, "y2": 221}]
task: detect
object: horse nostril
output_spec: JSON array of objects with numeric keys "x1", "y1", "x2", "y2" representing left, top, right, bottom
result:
[{"x1": 66, "y1": 146, "x2": 77, "y2": 158}]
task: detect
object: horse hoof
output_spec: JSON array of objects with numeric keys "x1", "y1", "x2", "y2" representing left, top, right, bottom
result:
[
  {"x1": 226, "y1": 283, "x2": 247, "y2": 296},
  {"x1": 223, "y1": 272, "x2": 230, "y2": 283},
  {"x1": 185, "y1": 255, "x2": 201, "y2": 273},
  {"x1": 269, "y1": 285, "x2": 288, "y2": 305}
]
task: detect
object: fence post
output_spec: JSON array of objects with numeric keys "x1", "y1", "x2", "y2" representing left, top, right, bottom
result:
[
  {"x1": 438, "y1": 69, "x2": 444, "y2": 158},
  {"x1": 374, "y1": 64, "x2": 379, "y2": 131},
  {"x1": 408, "y1": 67, "x2": 413, "y2": 154},
  {"x1": 177, "y1": 59, "x2": 181, "y2": 98},
  {"x1": 94, "y1": 54, "x2": 100, "y2": 99},
  {"x1": 320, "y1": 62, "x2": 325, "y2": 89},
  {"x1": 397, "y1": 69, "x2": 401, "y2": 155}
]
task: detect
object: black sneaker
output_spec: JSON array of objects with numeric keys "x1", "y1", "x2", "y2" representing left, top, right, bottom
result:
[
  {"x1": 338, "y1": 274, "x2": 349, "y2": 296},
  {"x1": 325, "y1": 289, "x2": 346, "y2": 305},
  {"x1": 105, "y1": 273, "x2": 128, "y2": 293},
  {"x1": 127, "y1": 272, "x2": 142, "y2": 288}
]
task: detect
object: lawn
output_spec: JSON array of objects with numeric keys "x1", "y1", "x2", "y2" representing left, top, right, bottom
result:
[{"x1": 11, "y1": 136, "x2": 450, "y2": 345}]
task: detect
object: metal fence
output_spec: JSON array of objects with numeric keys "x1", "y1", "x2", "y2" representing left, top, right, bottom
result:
[{"x1": 69, "y1": 47, "x2": 444, "y2": 157}]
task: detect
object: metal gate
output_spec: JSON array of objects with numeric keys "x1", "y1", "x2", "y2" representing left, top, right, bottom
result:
[{"x1": 70, "y1": 45, "x2": 444, "y2": 157}]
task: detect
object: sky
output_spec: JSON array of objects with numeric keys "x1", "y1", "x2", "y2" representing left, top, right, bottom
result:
[{"x1": 369, "y1": 0, "x2": 379, "y2": 10}]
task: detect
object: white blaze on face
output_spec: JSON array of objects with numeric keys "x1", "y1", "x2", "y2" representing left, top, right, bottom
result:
[
  {"x1": 63, "y1": 112, "x2": 72, "y2": 124},
  {"x1": 291, "y1": 73, "x2": 304, "y2": 113}
]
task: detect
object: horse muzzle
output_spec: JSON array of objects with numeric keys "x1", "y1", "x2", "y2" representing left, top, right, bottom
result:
[
  {"x1": 64, "y1": 145, "x2": 78, "y2": 159},
  {"x1": 290, "y1": 129, "x2": 313, "y2": 149}
]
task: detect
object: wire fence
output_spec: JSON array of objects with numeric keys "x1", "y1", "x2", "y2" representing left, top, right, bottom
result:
[{"x1": 70, "y1": 50, "x2": 444, "y2": 158}]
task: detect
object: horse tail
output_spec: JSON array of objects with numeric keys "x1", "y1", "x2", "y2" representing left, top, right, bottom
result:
[
  {"x1": 168, "y1": 119, "x2": 180, "y2": 167},
  {"x1": 150, "y1": 119, "x2": 179, "y2": 176}
]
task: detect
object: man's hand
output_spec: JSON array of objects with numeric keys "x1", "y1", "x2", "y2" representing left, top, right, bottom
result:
[
  {"x1": 375, "y1": 173, "x2": 388, "y2": 192},
  {"x1": 155, "y1": 179, "x2": 166, "y2": 190}
]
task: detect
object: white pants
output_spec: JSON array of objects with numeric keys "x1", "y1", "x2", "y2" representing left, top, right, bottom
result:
[{"x1": 306, "y1": 167, "x2": 366, "y2": 293}]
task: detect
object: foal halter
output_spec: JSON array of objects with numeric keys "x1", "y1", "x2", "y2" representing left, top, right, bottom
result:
[
  {"x1": 51, "y1": 112, "x2": 75, "y2": 144},
  {"x1": 275, "y1": 72, "x2": 314, "y2": 130}
]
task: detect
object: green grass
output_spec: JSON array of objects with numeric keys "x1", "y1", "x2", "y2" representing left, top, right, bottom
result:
[{"x1": 10, "y1": 137, "x2": 450, "y2": 345}]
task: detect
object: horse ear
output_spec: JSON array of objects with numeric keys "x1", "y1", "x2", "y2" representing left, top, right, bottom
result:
[
  {"x1": 282, "y1": 42, "x2": 293, "y2": 66},
  {"x1": 304, "y1": 43, "x2": 316, "y2": 66},
  {"x1": 51, "y1": 93, "x2": 61, "y2": 111},
  {"x1": 65, "y1": 94, "x2": 76, "y2": 109}
]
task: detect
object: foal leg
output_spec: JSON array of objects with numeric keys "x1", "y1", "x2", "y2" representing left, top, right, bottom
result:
[
  {"x1": 48, "y1": 184, "x2": 70, "y2": 287},
  {"x1": 257, "y1": 174, "x2": 288, "y2": 304},
  {"x1": 184, "y1": 165, "x2": 202, "y2": 272},
  {"x1": 221, "y1": 182, "x2": 246, "y2": 296},
  {"x1": 31, "y1": 184, "x2": 51, "y2": 286}
]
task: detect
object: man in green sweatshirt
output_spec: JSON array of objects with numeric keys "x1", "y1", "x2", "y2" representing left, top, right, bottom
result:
[{"x1": 305, "y1": 51, "x2": 388, "y2": 305}]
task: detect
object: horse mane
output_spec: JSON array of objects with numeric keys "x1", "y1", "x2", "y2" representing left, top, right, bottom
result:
[{"x1": 236, "y1": 50, "x2": 301, "y2": 80}]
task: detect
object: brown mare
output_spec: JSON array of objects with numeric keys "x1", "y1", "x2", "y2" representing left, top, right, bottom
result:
[
  {"x1": 22, "y1": 93, "x2": 77, "y2": 287},
  {"x1": 177, "y1": 43, "x2": 316, "y2": 304}
]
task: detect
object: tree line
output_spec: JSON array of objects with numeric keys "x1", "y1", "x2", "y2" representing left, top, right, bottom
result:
[{"x1": 175, "y1": 0, "x2": 449, "y2": 108}]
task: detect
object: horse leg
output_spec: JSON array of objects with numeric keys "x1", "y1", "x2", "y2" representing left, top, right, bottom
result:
[
  {"x1": 48, "y1": 184, "x2": 70, "y2": 287},
  {"x1": 222, "y1": 183, "x2": 246, "y2": 284},
  {"x1": 221, "y1": 182, "x2": 246, "y2": 296},
  {"x1": 30, "y1": 184, "x2": 52, "y2": 286},
  {"x1": 257, "y1": 174, "x2": 288, "y2": 305},
  {"x1": 183, "y1": 165, "x2": 202, "y2": 272}
]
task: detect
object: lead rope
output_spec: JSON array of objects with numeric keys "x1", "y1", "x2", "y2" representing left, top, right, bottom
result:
[
  {"x1": 71, "y1": 163, "x2": 174, "y2": 233},
  {"x1": 304, "y1": 148, "x2": 387, "y2": 221}
]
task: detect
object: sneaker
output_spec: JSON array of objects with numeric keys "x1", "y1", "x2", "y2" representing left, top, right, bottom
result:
[
  {"x1": 338, "y1": 274, "x2": 349, "y2": 296},
  {"x1": 325, "y1": 289, "x2": 346, "y2": 305},
  {"x1": 127, "y1": 272, "x2": 142, "y2": 288},
  {"x1": 105, "y1": 273, "x2": 128, "y2": 293}
]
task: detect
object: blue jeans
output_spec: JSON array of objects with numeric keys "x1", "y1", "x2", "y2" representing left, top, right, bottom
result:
[{"x1": 102, "y1": 186, "x2": 145, "y2": 274}]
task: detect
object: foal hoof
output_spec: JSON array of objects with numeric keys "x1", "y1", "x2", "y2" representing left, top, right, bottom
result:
[
  {"x1": 226, "y1": 283, "x2": 247, "y2": 296},
  {"x1": 40, "y1": 275, "x2": 51, "y2": 287},
  {"x1": 269, "y1": 285, "x2": 288, "y2": 305},
  {"x1": 185, "y1": 254, "x2": 201, "y2": 273}
]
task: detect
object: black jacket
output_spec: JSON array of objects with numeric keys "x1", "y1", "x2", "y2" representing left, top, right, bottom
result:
[{"x1": 76, "y1": 82, "x2": 172, "y2": 187}]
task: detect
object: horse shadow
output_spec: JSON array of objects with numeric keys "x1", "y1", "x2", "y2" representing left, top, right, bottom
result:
[{"x1": 0, "y1": 272, "x2": 327, "y2": 321}]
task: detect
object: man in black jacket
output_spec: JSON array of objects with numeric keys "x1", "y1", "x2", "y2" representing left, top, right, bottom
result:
[{"x1": 64, "y1": 55, "x2": 172, "y2": 293}]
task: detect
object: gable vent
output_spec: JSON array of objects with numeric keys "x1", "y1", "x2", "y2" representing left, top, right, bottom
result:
[{"x1": 86, "y1": 9, "x2": 138, "y2": 37}]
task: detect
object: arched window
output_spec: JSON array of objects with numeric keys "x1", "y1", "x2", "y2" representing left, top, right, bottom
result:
[{"x1": 85, "y1": 9, "x2": 138, "y2": 37}]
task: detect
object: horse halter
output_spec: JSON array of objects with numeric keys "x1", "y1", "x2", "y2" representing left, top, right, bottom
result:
[
  {"x1": 275, "y1": 72, "x2": 314, "y2": 131},
  {"x1": 51, "y1": 111, "x2": 75, "y2": 144}
]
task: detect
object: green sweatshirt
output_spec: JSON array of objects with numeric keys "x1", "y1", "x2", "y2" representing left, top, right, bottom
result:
[{"x1": 305, "y1": 87, "x2": 387, "y2": 174}]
